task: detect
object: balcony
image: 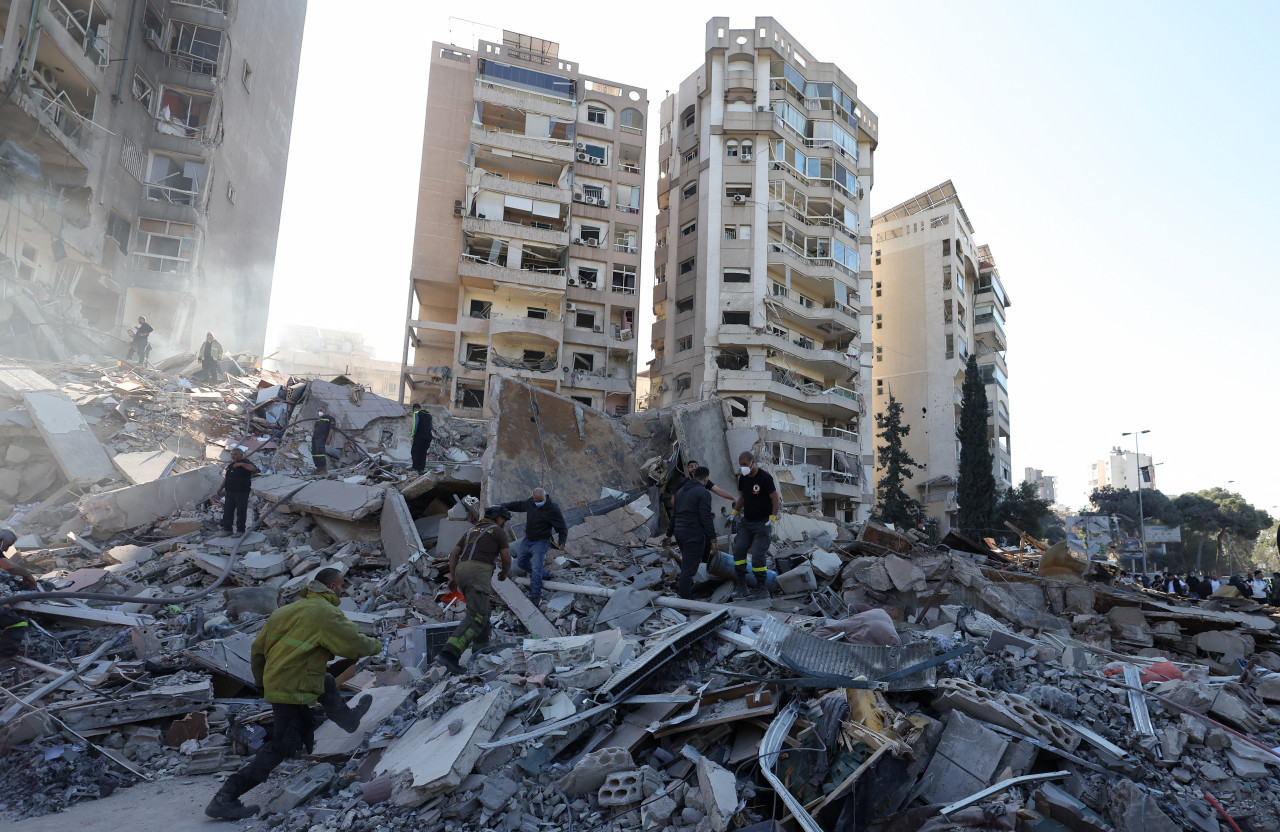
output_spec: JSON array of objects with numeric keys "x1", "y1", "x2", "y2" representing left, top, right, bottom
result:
[
  {"x1": 458, "y1": 255, "x2": 567, "y2": 293},
  {"x1": 974, "y1": 312, "x2": 1007, "y2": 351},
  {"x1": 479, "y1": 173, "x2": 570, "y2": 204},
  {"x1": 489, "y1": 314, "x2": 564, "y2": 341},
  {"x1": 567, "y1": 372, "x2": 633, "y2": 394},
  {"x1": 717, "y1": 326, "x2": 859, "y2": 379},
  {"x1": 470, "y1": 124, "x2": 573, "y2": 162},
  {"x1": 764, "y1": 427, "x2": 860, "y2": 455},
  {"x1": 474, "y1": 80, "x2": 575, "y2": 121},
  {"x1": 717, "y1": 370, "x2": 861, "y2": 419},
  {"x1": 721, "y1": 110, "x2": 779, "y2": 135},
  {"x1": 463, "y1": 216, "x2": 568, "y2": 247},
  {"x1": 767, "y1": 243, "x2": 858, "y2": 282},
  {"x1": 40, "y1": 0, "x2": 109, "y2": 74},
  {"x1": 820, "y1": 473, "x2": 862, "y2": 499},
  {"x1": 767, "y1": 289, "x2": 860, "y2": 336}
]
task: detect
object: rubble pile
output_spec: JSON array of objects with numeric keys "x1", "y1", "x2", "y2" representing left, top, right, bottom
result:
[{"x1": 2, "y1": 368, "x2": 1280, "y2": 830}]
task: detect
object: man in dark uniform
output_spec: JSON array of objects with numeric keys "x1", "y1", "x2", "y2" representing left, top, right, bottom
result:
[
  {"x1": 216, "y1": 447, "x2": 258, "y2": 535},
  {"x1": 410, "y1": 403, "x2": 432, "y2": 473},
  {"x1": 126, "y1": 315, "x2": 153, "y2": 362},
  {"x1": 435, "y1": 506, "x2": 512, "y2": 674},
  {"x1": 312, "y1": 408, "x2": 335, "y2": 474},
  {"x1": 0, "y1": 529, "x2": 36, "y2": 667},
  {"x1": 732, "y1": 451, "x2": 780, "y2": 600},
  {"x1": 502, "y1": 489, "x2": 568, "y2": 605},
  {"x1": 663, "y1": 466, "x2": 715, "y2": 599},
  {"x1": 198, "y1": 331, "x2": 223, "y2": 384}
]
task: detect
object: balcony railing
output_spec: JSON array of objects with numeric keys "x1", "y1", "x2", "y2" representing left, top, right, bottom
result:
[
  {"x1": 145, "y1": 182, "x2": 200, "y2": 207},
  {"x1": 822, "y1": 426, "x2": 860, "y2": 444},
  {"x1": 25, "y1": 78, "x2": 90, "y2": 147},
  {"x1": 767, "y1": 241, "x2": 857, "y2": 280},
  {"x1": 613, "y1": 241, "x2": 638, "y2": 254},
  {"x1": 46, "y1": 0, "x2": 109, "y2": 69},
  {"x1": 610, "y1": 283, "x2": 636, "y2": 295}
]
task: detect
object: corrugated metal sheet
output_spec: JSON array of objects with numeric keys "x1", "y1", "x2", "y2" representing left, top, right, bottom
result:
[{"x1": 753, "y1": 617, "x2": 937, "y2": 691}]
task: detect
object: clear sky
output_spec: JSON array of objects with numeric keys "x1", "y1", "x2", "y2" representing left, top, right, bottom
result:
[{"x1": 267, "y1": 1, "x2": 1280, "y2": 516}]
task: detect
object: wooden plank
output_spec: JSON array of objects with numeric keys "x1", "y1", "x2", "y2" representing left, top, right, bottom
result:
[
  {"x1": 13, "y1": 601, "x2": 153, "y2": 626},
  {"x1": 491, "y1": 572, "x2": 559, "y2": 638},
  {"x1": 309, "y1": 685, "x2": 413, "y2": 757}
]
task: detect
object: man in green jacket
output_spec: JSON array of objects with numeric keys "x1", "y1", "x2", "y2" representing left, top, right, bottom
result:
[{"x1": 206, "y1": 568, "x2": 382, "y2": 820}]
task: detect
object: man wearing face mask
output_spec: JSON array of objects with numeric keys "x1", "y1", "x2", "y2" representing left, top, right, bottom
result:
[
  {"x1": 312, "y1": 408, "x2": 335, "y2": 474},
  {"x1": 731, "y1": 451, "x2": 780, "y2": 600},
  {"x1": 501, "y1": 488, "x2": 568, "y2": 605}
]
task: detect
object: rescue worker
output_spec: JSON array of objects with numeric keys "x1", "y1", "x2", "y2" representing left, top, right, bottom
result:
[
  {"x1": 502, "y1": 488, "x2": 568, "y2": 605},
  {"x1": 731, "y1": 451, "x2": 780, "y2": 600},
  {"x1": 0, "y1": 529, "x2": 36, "y2": 667},
  {"x1": 683, "y1": 459, "x2": 736, "y2": 501},
  {"x1": 126, "y1": 315, "x2": 153, "y2": 363},
  {"x1": 312, "y1": 408, "x2": 335, "y2": 474},
  {"x1": 216, "y1": 447, "x2": 258, "y2": 535},
  {"x1": 199, "y1": 331, "x2": 224, "y2": 384},
  {"x1": 663, "y1": 466, "x2": 715, "y2": 599},
  {"x1": 435, "y1": 506, "x2": 512, "y2": 674},
  {"x1": 206, "y1": 568, "x2": 380, "y2": 819},
  {"x1": 410, "y1": 403, "x2": 432, "y2": 473}
]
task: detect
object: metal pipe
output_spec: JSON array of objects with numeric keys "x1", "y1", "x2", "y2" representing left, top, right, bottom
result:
[{"x1": 112, "y1": 0, "x2": 142, "y2": 103}]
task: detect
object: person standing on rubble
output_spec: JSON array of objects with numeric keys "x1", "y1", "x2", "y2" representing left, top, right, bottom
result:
[
  {"x1": 434, "y1": 505, "x2": 513, "y2": 674},
  {"x1": 0, "y1": 529, "x2": 37, "y2": 668},
  {"x1": 683, "y1": 459, "x2": 736, "y2": 501},
  {"x1": 216, "y1": 447, "x2": 258, "y2": 536},
  {"x1": 1250, "y1": 569, "x2": 1270, "y2": 602},
  {"x1": 198, "y1": 331, "x2": 224, "y2": 384},
  {"x1": 311, "y1": 408, "x2": 335, "y2": 474},
  {"x1": 731, "y1": 451, "x2": 780, "y2": 600},
  {"x1": 206, "y1": 567, "x2": 380, "y2": 819},
  {"x1": 125, "y1": 315, "x2": 153, "y2": 363},
  {"x1": 410, "y1": 402, "x2": 432, "y2": 472},
  {"x1": 502, "y1": 488, "x2": 568, "y2": 605},
  {"x1": 663, "y1": 466, "x2": 716, "y2": 599}
]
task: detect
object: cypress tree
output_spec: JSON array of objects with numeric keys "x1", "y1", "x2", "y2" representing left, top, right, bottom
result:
[
  {"x1": 957, "y1": 354, "x2": 997, "y2": 536},
  {"x1": 875, "y1": 393, "x2": 924, "y2": 528}
]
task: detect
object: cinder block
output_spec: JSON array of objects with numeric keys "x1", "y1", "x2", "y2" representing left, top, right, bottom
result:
[{"x1": 598, "y1": 770, "x2": 643, "y2": 806}]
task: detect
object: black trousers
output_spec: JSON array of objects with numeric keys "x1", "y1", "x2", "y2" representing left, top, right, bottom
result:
[
  {"x1": 411, "y1": 438, "x2": 431, "y2": 471},
  {"x1": 127, "y1": 337, "x2": 149, "y2": 362},
  {"x1": 675, "y1": 533, "x2": 707, "y2": 599},
  {"x1": 201, "y1": 357, "x2": 220, "y2": 383},
  {"x1": 0, "y1": 609, "x2": 28, "y2": 658},
  {"x1": 222, "y1": 490, "x2": 250, "y2": 533}
]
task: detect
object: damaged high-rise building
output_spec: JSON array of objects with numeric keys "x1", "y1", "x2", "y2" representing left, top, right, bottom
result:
[
  {"x1": 0, "y1": 0, "x2": 307, "y2": 358},
  {"x1": 871, "y1": 181, "x2": 1012, "y2": 534},
  {"x1": 402, "y1": 30, "x2": 647, "y2": 417},
  {"x1": 646, "y1": 18, "x2": 877, "y2": 522}
]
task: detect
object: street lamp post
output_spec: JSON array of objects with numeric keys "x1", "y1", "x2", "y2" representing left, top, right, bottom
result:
[{"x1": 1122, "y1": 430, "x2": 1151, "y2": 575}]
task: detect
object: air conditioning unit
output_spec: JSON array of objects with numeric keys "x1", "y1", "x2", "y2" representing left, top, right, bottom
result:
[
  {"x1": 584, "y1": 238, "x2": 598, "y2": 247},
  {"x1": 576, "y1": 152, "x2": 590, "y2": 162},
  {"x1": 590, "y1": 156, "x2": 606, "y2": 165},
  {"x1": 567, "y1": 279, "x2": 579, "y2": 287},
  {"x1": 453, "y1": 205, "x2": 464, "y2": 217},
  {"x1": 593, "y1": 324, "x2": 604, "y2": 333},
  {"x1": 740, "y1": 152, "x2": 753, "y2": 161},
  {"x1": 572, "y1": 192, "x2": 585, "y2": 202},
  {"x1": 598, "y1": 199, "x2": 608, "y2": 208},
  {"x1": 576, "y1": 142, "x2": 587, "y2": 150},
  {"x1": 733, "y1": 194, "x2": 747, "y2": 204},
  {"x1": 566, "y1": 302, "x2": 577, "y2": 311},
  {"x1": 573, "y1": 237, "x2": 585, "y2": 245},
  {"x1": 144, "y1": 28, "x2": 162, "y2": 50},
  {"x1": 586, "y1": 196, "x2": 599, "y2": 205},
  {"x1": 757, "y1": 106, "x2": 767, "y2": 112},
  {"x1": 584, "y1": 281, "x2": 597, "y2": 289}
]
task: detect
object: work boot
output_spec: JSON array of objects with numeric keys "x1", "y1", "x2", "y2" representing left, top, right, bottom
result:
[
  {"x1": 329, "y1": 693, "x2": 373, "y2": 733},
  {"x1": 746, "y1": 584, "x2": 770, "y2": 601},
  {"x1": 529, "y1": 594, "x2": 541, "y2": 607},
  {"x1": 435, "y1": 651, "x2": 465, "y2": 675},
  {"x1": 735, "y1": 574, "x2": 749, "y2": 597},
  {"x1": 205, "y1": 777, "x2": 259, "y2": 820}
]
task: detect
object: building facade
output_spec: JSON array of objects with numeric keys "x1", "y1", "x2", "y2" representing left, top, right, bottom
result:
[
  {"x1": 265, "y1": 325, "x2": 400, "y2": 398},
  {"x1": 870, "y1": 181, "x2": 1011, "y2": 534},
  {"x1": 647, "y1": 17, "x2": 877, "y2": 520},
  {"x1": 1088, "y1": 448, "x2": 1156, "y2": 493},
  {"x1": 0, "y1": 0, "x2": 307, "y2": 358},
  {"x1": 402, "y1": 31, "x2": 646, "y2": 417},
  {"x1": 1024, "y1": 467, "x2": 1056, "y2": 504}
]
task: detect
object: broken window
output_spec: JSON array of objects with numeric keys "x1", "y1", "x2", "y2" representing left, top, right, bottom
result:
[
  {"x1": 676, "y1": 297, "x2": 694, "y2": 314},
  {"x1": 611, "y1": 265, "x2": 636, "y2": 294},
  {"x1": 527, "y1": 307, "x2": 548, "y2": 319},
  {"x1": 132, "y1": 72, "x2": 154, "y2": 111},
  {"x1": 683, "y1": 148, "x2": 699, "y2": 164},
  {"x1": 679, "y1": 257, "x2": 695, "y2": 275},
  {"x1": 723, "y1": 269, "x2": 750, "y2": 283},
  {"x1": 145, "y1": 154, "x2": 205, "y2": 206},
  {"x1": 722, "y1": 311, "x2": 750, "y2": 326},
  {"x1": 468, "y1": 300, "x2": 492, "y2": 318},
  {"x1": 727, "y1": 396, "x2": 749, "y2": 418},
  {"x1": 572, "y1": 352, "x2": 595, "y2": 371},
  {"x1": 941, "y1": 239, "x2": 950, "y2": 256},
  {"x1": 107, "y1": 212, "x2": 131, "y2": 255},
  {"x1": 157, "y1": 87, "x2": 214, "y2": 139},
  {"x1": 586, "y1": 105, "x2": 606, "y2": 125},
  {"x1": 575, "y1": 310, "x2": 596, "y2": 329},
  {"x1": 522, "y1": 349, "x2": 547, "y2": 362},
  {"x1": 676, "y1": 336, "x2": 693, "y2": 352},
  {"x1": 681, "y1": 106, "x2": 696, "y2": 129},
  {"x1": 618, "y1": 145, "x2": 641, "y2": 173},
  {"x1": 576, "y1": 266, "x2": 599, "y2": 285},
  {"x1": 457, "y1": 385, "x2": 485, "y2": 409},
  {"x1": 675, "y1": 373, "x2": 692, "y2": 392},
  {"x1": 464, "y1": 344, "x2": 489, "y2": 365},
  {"x1": 167, "y1": 22, "x2": 224, "y2": 77},
  {"x1": 682, "y1": 182, "x2": 697, "y2": 200},
  {"x1": 134, "y1": 218, "x2": 197, "y2": 273},
  {"x1": 571, "y1": 395, "x2": 592, "y2": 407}
]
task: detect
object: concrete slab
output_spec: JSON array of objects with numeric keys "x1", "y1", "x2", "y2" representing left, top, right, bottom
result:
[
  {"x1": 313, "y1": 514, "x2": 381, "y2": 543},
  {"x1": 311, "y1": 685, "x2": 413, "y2": 757},
  {"x1": 696, "y1": 756, "x2": 739, "y2": 832},
  {"x1": 0, "y1": 365, "x2": 115, "y2": 484},
  {"x1": 79, "y1": 464, "x2": 223, "y2": 532},
  {"x1": 381, "y1": 489, "x2": 425, "y2": 568},
  {"x1": 112, "y1": 450, "x2": 177, "y2": 484},
  {"x1": 6, "y1": 774, "x2": 221, "y2": 832},
  {"x1": 671, "y1": 399, "x2": 736, "y2": 515},
  {"x1": 915, "y1": 710, "x2": 1008, "y2": 805},
  {"x1": 251, "y1": 474, "x2": 386, "y2": 521}
]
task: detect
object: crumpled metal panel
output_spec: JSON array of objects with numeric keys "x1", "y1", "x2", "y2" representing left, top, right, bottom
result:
[
  {"x1": 753, "y1": 617, "x2": 937, "y2": 690},
  {"x1": 595, "y1": 609, "x2": 730, "y2": 702}
]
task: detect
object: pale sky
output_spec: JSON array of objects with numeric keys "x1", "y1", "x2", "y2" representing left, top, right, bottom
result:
[{"x1": 267, "y1": 1, "x2": 1280, "y2": 516}]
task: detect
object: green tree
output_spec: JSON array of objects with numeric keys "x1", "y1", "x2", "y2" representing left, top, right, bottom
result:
[
  {"x1": 996, "y1": 482, "x2": 1054, "y2": 540},
  {"x1": 956, "y1": 355, "x2": 996, "y2": 537},
  {"x1": 1173, "y1": 493, "x2": 1223, "y2": 573},
  {"x1": 874, "y1": 393, "x2": 924, "y2": 529},
  {"x1": 1089, "y1": 486, "x2": 1182, "y2": 528},
  {"x1": 1174, "y1": 489, "x2": 1274, "y2": 576}
]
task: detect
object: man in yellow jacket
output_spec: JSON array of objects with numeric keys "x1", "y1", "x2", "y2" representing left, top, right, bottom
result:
[{"x1": 207, "y1": 568, "x2": 382, "y2": 820}]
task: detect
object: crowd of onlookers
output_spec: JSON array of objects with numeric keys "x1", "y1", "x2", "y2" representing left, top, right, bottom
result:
[{"x1": 1116, "y1": 568, "x2": 1280, "y2": 604}]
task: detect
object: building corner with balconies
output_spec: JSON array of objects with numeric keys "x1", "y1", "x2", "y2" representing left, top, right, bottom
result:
[
  {"x1": 402, "y1": 30, "x2": 646, "y2": 418},
  {"x1": 646, "y1": 17, "x2": 876, "y2": 522},
  {"x1": 870, "y1": 180, "x2": 1012, "y2": 535},
  {"x1": 0, "y1": 0, "x2": 307, "y2": 358}
]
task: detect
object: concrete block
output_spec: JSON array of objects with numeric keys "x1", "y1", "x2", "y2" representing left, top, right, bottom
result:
[
  {"x1": 842, "y1": 557, "x2": 893, "y2": 591},
  {"x1": 79, "y1": 465, "x2": 223, "y2": 532},
  {"x1": 598, "y1": 770, "x2": 644, "y2": 807},
  {"x1": 264, "y1": 762, "x2": 335, "y2": 814},
  {"x1": 915, "y1": 710, "x2": 1008, "y2": 805},
  {"x1": 1194, "y1": 629, "x2": 1254, "y2": 659},
  {"x1": 883, "y1": 554, "x2": 926, "y2": 592},
  {"x1": 224, "y1": 586, "x2": 281, "y2": 617},
  {"x1": 560, "y1": 746, "x2": 635, "y2": 795},
  {"x1": 775, "y1": 562, "x2": 817, "y2": 594},
  {"x1": 480, "y1": 774, "x2": 520, "y2": 812},
  {"x1": 1106, "y1": 606, "x2": 1153, "y2": 647},
  {"x1": 381, "y1": 488, "x2": 425, "y2": 568},
  {"x1": 809, "y1": 547, "x2": 842, "y2": 579},
  {"x1": 112, "y1": 450, "x2": 177, "y2": 484},
  {"x1": 695, "y1": 756, "x2": 738, "y2": 832},
  {"x1": 252, "y1": 474, "x2": 386, "y2": 520},
  {"x1": 240, "y1": 551, "x2": 289, "y2": 579},
  {"x1": 0, "y1": 365, "x2": 115, "y2": 484}
]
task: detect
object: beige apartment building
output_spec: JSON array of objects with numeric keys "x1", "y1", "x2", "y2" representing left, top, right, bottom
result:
[
  {"x1": 1088, "y1": 448, "x2": 1156, "y2": 493},
  {"x1": 402, "y1": 31, "x2": 646, "y2": 416},
  {"x1": 871, "y1": 181, "x2": 1011, "y2": 534},
  {"x1": 0, "y1": 0, "x2": 307, "y2": 358},
  {"x1": 647, "y1": 17, "x2": 877, "y2": 521}
]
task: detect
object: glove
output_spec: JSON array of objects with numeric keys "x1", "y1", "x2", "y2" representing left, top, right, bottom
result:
[{"x1": 767, "y1": 514, "x2": 777, "y2": 526}]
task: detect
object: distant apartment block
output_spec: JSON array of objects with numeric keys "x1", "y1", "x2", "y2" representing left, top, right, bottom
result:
[
  {"x1": 402, "y1": 31, "x2": 646, "y2": 417},
  {"x1": 647, "y1": 17, "x2": 877, "y2": 521},
  {"x1": 1089, "y1": 448, "x2": 1156, "y2": 493},
  {"x1": 871, "y1": 181, "x2": 1011, "y2": 534},
  {"x1": 266, "y1": 325, "x2": 400, "y2": 398},
  {"x1": 0, "y1": 0, "x2": 307, "y2": 358},
  {"x1": 1024, "y1": 467, "x2": 1056, "y2": 504}
]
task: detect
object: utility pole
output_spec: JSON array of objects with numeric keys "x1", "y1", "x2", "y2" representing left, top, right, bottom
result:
[{"x1": 1122, "y1": 430, "x2": 1151, "y2": 575}]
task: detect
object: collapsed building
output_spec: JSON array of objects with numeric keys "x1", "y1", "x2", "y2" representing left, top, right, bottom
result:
[{"x1": 1, "y1": 364, "x2": 1279, "y2": 832}]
